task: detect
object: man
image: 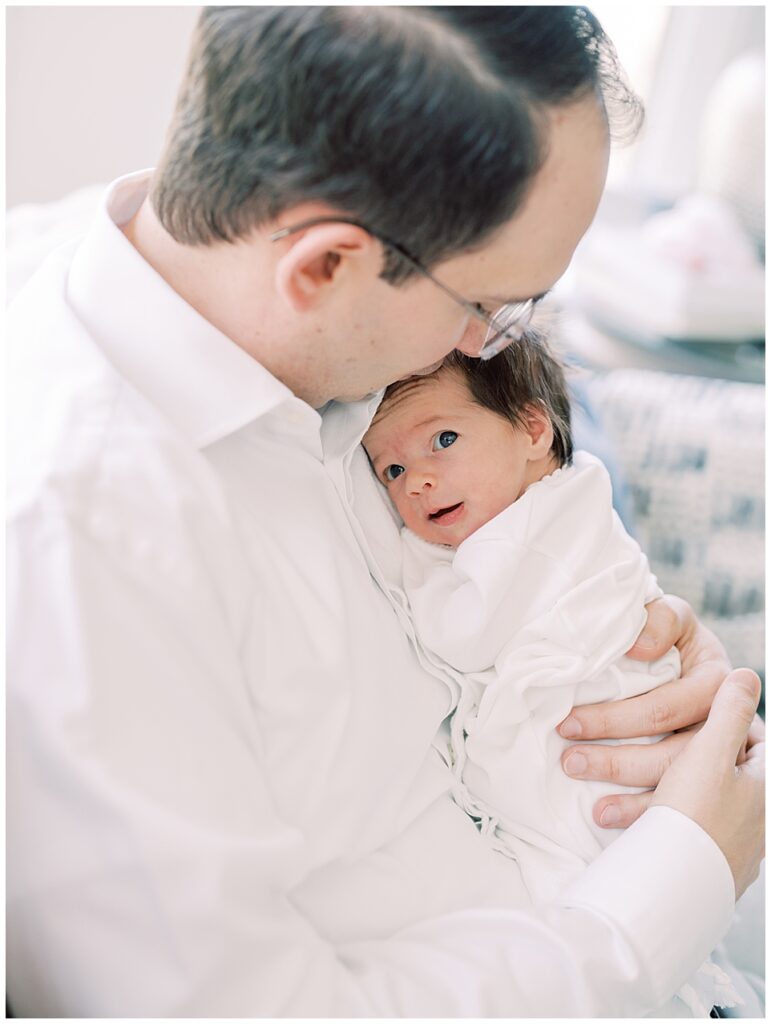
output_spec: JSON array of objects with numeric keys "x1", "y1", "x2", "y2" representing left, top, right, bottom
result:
[{"x1": 7, "y1": 7, "x2": 763, "y2": 1016}]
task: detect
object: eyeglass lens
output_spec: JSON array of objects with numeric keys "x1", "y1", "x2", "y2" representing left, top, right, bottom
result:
[{"x1": 479, "y1": 301, "x2": 535, "y2": 360}]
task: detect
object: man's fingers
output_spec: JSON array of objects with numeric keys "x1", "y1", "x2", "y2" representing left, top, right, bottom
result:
[
  {"x1": 735, "y1": 711, "x2": 763, "y2": 765},
  {"x1": 558, "y1": 671, "x2": 718, "y2": 741},
  {"x1": 699, "y1": 669, "x2": 762, "y2": 766},
  {"x1": 745, "y1": 714, "x2": 766, "y2": 754},
  {"x1": 561, "y1": 730, "x2": 695, "y2": 787},
  {"x1": 592, "y1": 790, "x2": 654, "y2": 830},
  {"x1": 738, "y1": 736, "x2": 765, "y2": 776}
]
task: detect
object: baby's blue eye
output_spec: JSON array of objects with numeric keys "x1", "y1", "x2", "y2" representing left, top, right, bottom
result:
[
  {"x1": 384, "y1": 464, "x2": 405, "y2": 482},
  {"x1": 432, "y1": 430, "x2": 458, "y2": 451}
]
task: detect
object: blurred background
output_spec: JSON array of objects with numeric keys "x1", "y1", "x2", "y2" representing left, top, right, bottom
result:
[
  {"x1": 5, "y1": 5, "x2": 765, "y2": 685},
  {"x1": 7, "y1": 5, "x2": 765, "y2": 378},
  {"x1": 6, "y1": 6, "x2": 200, "y2": 207}
]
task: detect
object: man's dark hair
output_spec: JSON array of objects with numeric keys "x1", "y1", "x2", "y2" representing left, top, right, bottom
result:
[
  {"x1": 381, "y1": 330, "x2": 574, "y2": 466},
  {"x1": 153, "y1": 6, "x2": 641, "y2": 282}
]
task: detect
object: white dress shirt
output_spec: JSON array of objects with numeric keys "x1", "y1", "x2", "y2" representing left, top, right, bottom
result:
[{"x1": 7, "y1": 171, "x2": 736, "y2": 1017}]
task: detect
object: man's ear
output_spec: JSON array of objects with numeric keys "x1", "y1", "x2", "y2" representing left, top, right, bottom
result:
[
  {"x1": 274, "y1": 222, "x2": 376, "y2": 311},
  {"x1": 522, "y1": 403, "x2": 554, "y2": 459}
]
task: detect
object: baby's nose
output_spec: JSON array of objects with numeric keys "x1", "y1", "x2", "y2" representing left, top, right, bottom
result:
[{"x1": 406, "y1": 467, "x2": 436, "y2": 496}]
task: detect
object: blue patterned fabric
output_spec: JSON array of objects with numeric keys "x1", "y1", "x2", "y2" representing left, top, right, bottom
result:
[
  {"x1": 580, "y1": 368, "x2": 764, "y2": 686},
  {"x1": 571, "y1": 376, "x2": 636, "y2": 534}
]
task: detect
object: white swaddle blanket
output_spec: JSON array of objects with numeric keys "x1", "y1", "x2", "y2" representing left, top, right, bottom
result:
[{"x1": 401, "y1": 450, "x2": 740, "y2": 1017}]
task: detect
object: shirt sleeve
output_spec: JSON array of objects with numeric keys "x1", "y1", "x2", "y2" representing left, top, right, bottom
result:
[
  {"x1": 7, "y1": 508, "x2": 735, "y2": 1018},
  {"x1": 341, "y1": 806, "x2": 735, "y2": 1016}
]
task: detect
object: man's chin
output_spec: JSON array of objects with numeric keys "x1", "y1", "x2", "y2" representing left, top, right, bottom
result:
[
  {"x1": 333, "y1": 386, "x2": 386, "y2": 404},
  {"x1": 398, "y1": 358, "x2": 446, "y2": 382},
  {"x1": 334, "y1": 358, "x2": 447, "y2": 403}
]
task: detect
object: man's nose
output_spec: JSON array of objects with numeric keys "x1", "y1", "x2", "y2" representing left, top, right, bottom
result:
[
  {"x1": 406, "y1": 465, "x2": 436, "y2": 496},
  {"x1": 453, "y1": 316, "x2": 487, "y2": 358}
]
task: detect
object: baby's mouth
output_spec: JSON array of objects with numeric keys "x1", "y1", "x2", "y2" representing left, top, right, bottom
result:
[{"x1": 428, "y1": 501, "x2": 464, "y2": 523}]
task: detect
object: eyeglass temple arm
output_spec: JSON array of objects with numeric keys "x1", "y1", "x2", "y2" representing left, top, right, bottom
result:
[{"x1": 269, "y1": 215, "x2": 512, "y2": 335}]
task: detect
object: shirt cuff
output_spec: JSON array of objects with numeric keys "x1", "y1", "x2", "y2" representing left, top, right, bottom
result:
[{"x1": 561, "y1": 806, "x2": 735, "y2": 1006}]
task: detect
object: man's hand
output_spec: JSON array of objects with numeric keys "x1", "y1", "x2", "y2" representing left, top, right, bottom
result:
[
  {"x1": 558, "y1": 596, "x2": 732, "y2": 828},
  {"x1": 650, "y1": 669, "x2": 765, "y2": 899}
]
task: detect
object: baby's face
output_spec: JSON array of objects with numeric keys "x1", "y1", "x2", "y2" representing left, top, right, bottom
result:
[{"x1": 363, "y1": 368, "x2": 540, "y2": 547}]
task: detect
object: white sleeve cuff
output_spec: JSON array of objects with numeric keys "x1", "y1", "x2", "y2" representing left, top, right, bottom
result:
[{"x1": 561, "y1": 806, "x2": 735, "y2": 1005}]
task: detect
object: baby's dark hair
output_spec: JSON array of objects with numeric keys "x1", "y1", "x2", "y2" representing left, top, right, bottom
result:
[{"x1": 382, "y1": 328, "x2": 573, "y2": 465}]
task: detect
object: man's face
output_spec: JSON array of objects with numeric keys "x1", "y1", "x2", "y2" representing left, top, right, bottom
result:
[
  {"x1": 362, "y1": 368, "x2": 538, "y2": 547},
  {"x1": 332, "y1": 94, "x2": 610, "y2": 402}
]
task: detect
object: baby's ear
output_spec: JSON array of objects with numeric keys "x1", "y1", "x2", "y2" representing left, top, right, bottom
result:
[{"x1": 523, "y1": 404, "x2": 554, "y2": 459}]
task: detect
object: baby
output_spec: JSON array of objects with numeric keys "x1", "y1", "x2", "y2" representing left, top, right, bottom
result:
[{"x1": 362, "y1": 337, "x2": 741, "y2": 1017}]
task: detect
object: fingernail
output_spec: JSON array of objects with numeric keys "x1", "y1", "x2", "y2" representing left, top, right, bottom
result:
[
  {"x1": 600, "y1": 806, "x2": 622, "y2": 827},
  {"x1": 563, "y1": 752, "x2": 588, "y2": 777},
  {"x1": 559, "y1": 716, "x2": 582, "y2": 739}
]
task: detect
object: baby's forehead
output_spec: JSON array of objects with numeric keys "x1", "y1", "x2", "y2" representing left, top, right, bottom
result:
[
  {"x1": 367, "y1": 371, "x2": 463, "y2": 439},
  {"x1": 380, "y1": 376, "x2": 445, "y2": 416}
]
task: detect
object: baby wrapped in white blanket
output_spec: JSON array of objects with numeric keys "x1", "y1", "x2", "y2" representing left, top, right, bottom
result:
[
  {"x1": 362, "y1": 343, "x2": 741, "y2": 1017},
  {"x1": 401, "y1": 449, "x2": 678, "y2": 888}
]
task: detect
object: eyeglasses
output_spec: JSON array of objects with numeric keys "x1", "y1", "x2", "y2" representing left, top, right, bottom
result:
[{"x1": 269, "y1": 216, "x2": 537, "y2": 361}]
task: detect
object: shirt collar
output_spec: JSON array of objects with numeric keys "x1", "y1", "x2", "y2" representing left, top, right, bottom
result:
[
  {"x1": 319, "y1": 390, "x2": 384, "y2": 466},
  {"x1": 65, "y1": 169, "x2": 299, "y2": 450}
]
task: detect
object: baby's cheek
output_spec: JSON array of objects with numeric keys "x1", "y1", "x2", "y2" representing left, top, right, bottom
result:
[
  {"x1": 392, "y1": 492, "x2": 411, "y2": 527},
  {"x1": 402, "y1": 505, "x2": 420, "y2": 532},
  {"x1": 402, "y1": 503, "x2": 429, "y2": 537}
]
